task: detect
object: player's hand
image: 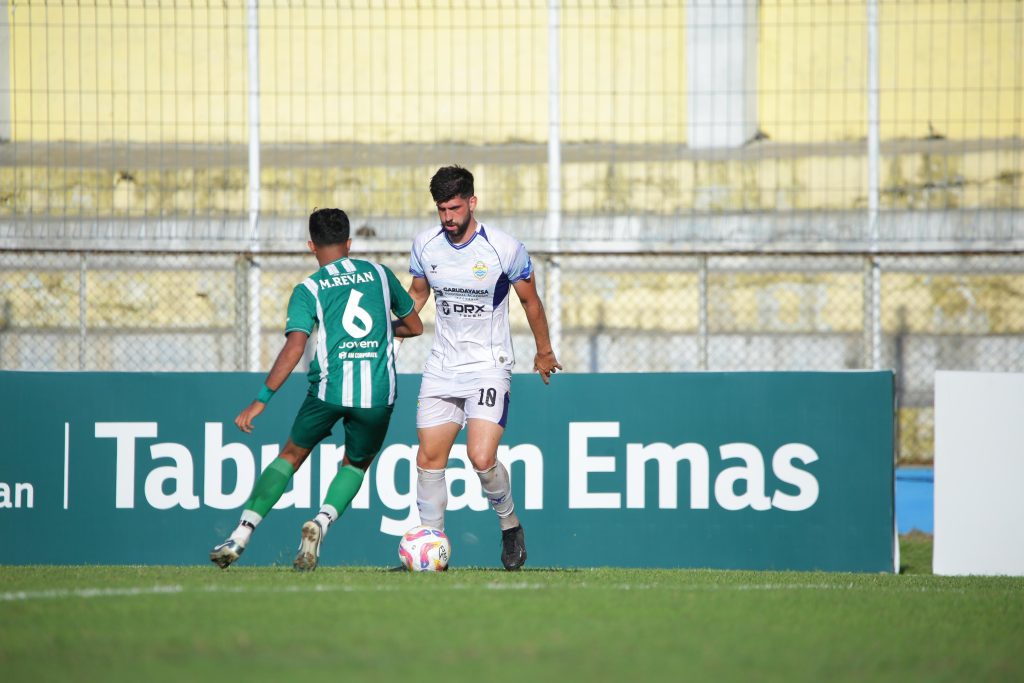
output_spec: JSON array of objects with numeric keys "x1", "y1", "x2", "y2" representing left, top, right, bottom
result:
[
  {"x1": 235, "y1": 400, "x2": 266, "y2": 433},
  {"x1": 534, "y1": 350, "x2": 562, "y2": 385}
]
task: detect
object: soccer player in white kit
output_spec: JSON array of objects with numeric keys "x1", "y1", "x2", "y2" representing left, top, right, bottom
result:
[{"x1": 407, "y1": 165, "x2": 562, "y2": 570}]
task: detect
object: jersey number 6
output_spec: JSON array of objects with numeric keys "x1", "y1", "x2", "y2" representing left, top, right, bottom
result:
[{"x1": 342, "y1": 291, "x2": 374, "y2": 339}]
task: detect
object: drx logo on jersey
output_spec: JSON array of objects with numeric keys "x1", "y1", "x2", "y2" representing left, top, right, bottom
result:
[
  {"x1": 440, "y1": 301, "x2": 486, "y2": 316},
  {"x1": 86, "y1": 421, "x2": 820, "y2": 535}
]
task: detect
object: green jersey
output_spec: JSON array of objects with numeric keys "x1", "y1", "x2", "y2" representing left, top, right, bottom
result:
[{"x1": 285, "y1": 257, "x2": 414, "y2": 408}]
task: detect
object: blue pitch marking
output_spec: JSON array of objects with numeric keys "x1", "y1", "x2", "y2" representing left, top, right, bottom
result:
[{"x1": 895, "y1": 468, "x2": 934, "y2": 534}]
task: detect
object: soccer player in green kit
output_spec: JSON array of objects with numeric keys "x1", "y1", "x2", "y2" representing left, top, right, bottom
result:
[{"x1": 210, "y1": 208, "x2": 423, "y2": 571}]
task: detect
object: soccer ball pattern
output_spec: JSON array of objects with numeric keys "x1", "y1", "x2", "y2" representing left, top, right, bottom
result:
[{"x1": 398, "y1": 526, "x2": 451, "y2": 572}]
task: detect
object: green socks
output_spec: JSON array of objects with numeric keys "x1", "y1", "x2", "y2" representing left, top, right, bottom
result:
[
  {"x1": 243, "y1": 457, "x2": 296, "y2": 518},
  {"x1": 322, "y1": 464, "x2": 366, "y2": 519},
  {"x1": 242, "y1": 459, "x2": 364, "y2": 531}
]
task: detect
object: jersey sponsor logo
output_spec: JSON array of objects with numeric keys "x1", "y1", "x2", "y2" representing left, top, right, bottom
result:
[
  {"x1": 472, "y1": 260, "x2": 488, "y2": 279},
  {"x1": 318, "y1": 271, "x2": 375, "y2": 289},
  {"x1": 441, "y1": 286, "x2": 488, "y2": 295},
  {"x1": 440, "y1": 300, "x2": 485, "y2": 316},
  {"x1": 437, "y1": 286, "x2": 489, "y2": 303},
  {"x1": 338, "y1": 339, "x2": 380, "y2": 360},
  {"x1": 339, "y1": 351, "x2": 378, "y2": 359},
  {"x1": 88, "y1": 421, "x2": 816, "y2": 534}
]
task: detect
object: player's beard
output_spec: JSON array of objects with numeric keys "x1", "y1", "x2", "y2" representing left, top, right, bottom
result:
[{"x1": 442, "y1": 213, "x2": 473, "y2": 241}]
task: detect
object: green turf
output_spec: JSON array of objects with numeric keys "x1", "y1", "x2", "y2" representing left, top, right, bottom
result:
[
  {"x1": 2, "y1": 537, "x2": 1021, "y2": 683},
  {"x1": 899, "y1": 531, "x2": 935, "y2": 575}
]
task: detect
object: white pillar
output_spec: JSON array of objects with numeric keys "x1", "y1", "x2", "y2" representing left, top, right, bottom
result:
[
  {"x1": 246, "y1": 0, "x2": 262, "y2": 372},
  {"x1": 0, "y1": 1, "x2": 11, "y2": 141},
  {"x1": 686, "y1": 0, "x2": 758, "y2": 149},
  {"x1": 866, "y1": 0, "x2": 882, "y2": 370},
  {"x1": 547, "y1": 0, "x2": 562, "y2": 359}
]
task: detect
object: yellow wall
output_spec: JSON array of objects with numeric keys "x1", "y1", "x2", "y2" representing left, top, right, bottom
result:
[
  {"x1": 760, "y1": 0, "x2": 1024, "y2": 141},
  {"x1": 10, "y1": 2, "x2": 248, "y2": 142},
  {"x1": 881, "y1": 1, "x2": 1023, "y2": 141},
  {"x1": 7, "y1": 1, "x2": 1022, "y2": 144}
]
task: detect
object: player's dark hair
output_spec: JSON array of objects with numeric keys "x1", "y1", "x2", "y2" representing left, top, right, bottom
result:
[
  {"x1": 308, "y1": 208, "x2": 350, "y2": 246},
  {"x1": 430, "y1": 165, "x2": 474, "y2": 203}
]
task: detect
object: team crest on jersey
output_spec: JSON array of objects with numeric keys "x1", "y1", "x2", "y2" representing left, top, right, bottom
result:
[{"x1": 472, "y1": 261, "x2": 488, "y2": 279}]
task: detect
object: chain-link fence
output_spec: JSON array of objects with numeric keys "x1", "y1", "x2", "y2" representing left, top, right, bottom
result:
[
  {"x1": 2, "y1": 1, "x2": 1023, "y2": 463},
  {"x1": 3, "y1": 248, "x2": 1022, "y2": 464},
  {"x1": 2, "y1": 1, "x2": 1021, "y2": 249}
]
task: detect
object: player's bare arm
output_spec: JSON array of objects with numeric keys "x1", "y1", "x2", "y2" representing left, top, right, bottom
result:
[
  {"x1": 407, "y1": 275, "x2": 432, "y2": 313},
  {"x1": 392, "y1": 308, "x2": 424, "y2": 338},
  {"x1": 513, "y1": 274, "x2": 562, "y2": 384},
  {"x1": 234, "y1": 330, "x2": 309, "y2": 433}
]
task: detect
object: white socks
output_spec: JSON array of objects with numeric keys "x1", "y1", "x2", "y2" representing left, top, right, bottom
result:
[
  {"x1": 476, "y1": 462, "x2": 520, "y2": 531},
  {"x1": 416, "y1": 467, "x2": 448, "y2": 531},
  {"x1": 417, "y1": 462, "x2": 520, "y2": 532},
  {"x1": 229, "y1": 511, "x2": 262, "y2": 548},
  {"x1": 228, "y1": 507, "x2": 336, "y2": 550},
  {"x1": 314, "y1": 506, "x2": 338, "y2": 538}
]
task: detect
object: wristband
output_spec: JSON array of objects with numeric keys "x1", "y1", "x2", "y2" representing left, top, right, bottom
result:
[{"x1": 256, "y1": 385, "x2": 276, "y2": 404}]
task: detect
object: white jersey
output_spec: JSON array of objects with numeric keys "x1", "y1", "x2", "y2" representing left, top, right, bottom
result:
[{"x1": 410, "y1": 223, "x2": 533, "y2": 375}]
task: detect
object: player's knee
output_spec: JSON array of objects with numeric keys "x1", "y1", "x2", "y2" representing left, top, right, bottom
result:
[
  {"x1": 416, "y1": 446, "x2": 448, "y2": 470},
  {"x1": 280, "y1": 440, "x2": 313, "y2": 469},
  {"x1": 342, "y1": 454, "x2": 374, "y2": 471},
  {"x1": 465, "y1": 447, "x2": 498, "y2": 472}
]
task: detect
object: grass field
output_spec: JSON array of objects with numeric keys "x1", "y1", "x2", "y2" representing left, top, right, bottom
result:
[{"x1": 2, "y1": 536, "x2": 1022, "y2": 683}]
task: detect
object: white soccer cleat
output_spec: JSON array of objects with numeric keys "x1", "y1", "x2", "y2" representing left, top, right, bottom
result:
[
  {"x1": 293, "y1": 519, "x2": 324, "y2": 572},
  {"x1": 210, "y1": 539, "x2": 245, "y2": 569}
]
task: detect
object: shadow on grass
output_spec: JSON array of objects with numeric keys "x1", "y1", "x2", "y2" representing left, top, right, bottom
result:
[{"x1": 377, "y1": 539, "x2": 937, "y2": 575}]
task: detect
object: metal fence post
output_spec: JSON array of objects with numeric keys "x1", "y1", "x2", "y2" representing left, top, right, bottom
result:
[
  {"x1": 235, "y1": 254, "x2": 250, "y2": 372},
  {"x1": 698, "y1": 254, "x2": 709, "y2": 370},
  {"x1": 78, "y1": 252, "x2": 87, "y2": 370},
  {"x1": 863, "y1": 255, "x2": 883, "y2": 370}
]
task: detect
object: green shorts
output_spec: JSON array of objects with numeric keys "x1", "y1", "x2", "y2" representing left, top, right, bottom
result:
[{"x1": 289, "y1": 394, "x2": 395, "y2": 465}]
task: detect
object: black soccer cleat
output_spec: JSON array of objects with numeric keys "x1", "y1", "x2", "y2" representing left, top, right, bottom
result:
[{"x1": 501, "y1": 525, "x2": 527, "y2": 571}]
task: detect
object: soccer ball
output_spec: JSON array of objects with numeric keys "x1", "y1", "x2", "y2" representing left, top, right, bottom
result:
[{"x1": 398, "y1": 526, "x2": 451, "y2": 572}]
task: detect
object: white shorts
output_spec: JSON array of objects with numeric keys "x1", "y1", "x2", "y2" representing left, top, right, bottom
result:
[{"x1": 416, "y1": 370, "x2": 511, "y2": 429}]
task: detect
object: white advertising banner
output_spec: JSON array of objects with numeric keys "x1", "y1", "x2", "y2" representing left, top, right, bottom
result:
[{"x1": 934, "y1": 371, "x2": 1024, "y2": 576}]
